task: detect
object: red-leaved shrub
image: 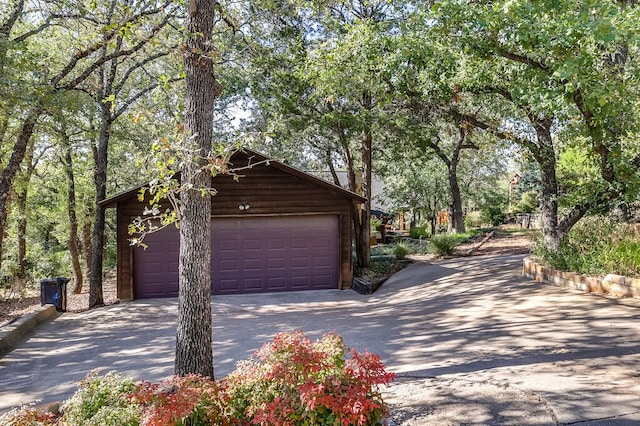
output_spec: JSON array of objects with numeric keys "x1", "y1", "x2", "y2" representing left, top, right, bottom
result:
[
  {"x1": 131, "y1": 374, "x2": 233, "y2": 426},
  {"x1": 224, "y1": 330, "x2": 395, "y2": 426},
  {"x1": 1, "y1": 331, "x2": 394, "y2": 426}
]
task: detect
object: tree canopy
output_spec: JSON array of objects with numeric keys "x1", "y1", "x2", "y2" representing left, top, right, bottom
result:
[{"x1": 2, "y1": 0, "x2": 640, "y2": 309}]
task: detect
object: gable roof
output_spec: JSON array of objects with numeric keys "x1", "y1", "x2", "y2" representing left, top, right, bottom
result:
[{"x1": 100, "y1": 148, "x2": 366, "y2": 208}]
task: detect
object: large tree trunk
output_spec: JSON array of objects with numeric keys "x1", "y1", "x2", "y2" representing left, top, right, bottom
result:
[
  {"x1": 538, "y1": 159, "x2": 560, "y2": 252},
  {"x1": 89, "y1": 103, "x2": 112, "y2": 308},
  {"x1": 84, "y1": 138, "x2": 97, "y2": 274},
  {"x1": 447, "y1": 127, "x2": 467, "y2": 233},
  {"x1": 0, "y1": 108, "x2": 41, "y2": 271},
  {"x1": 359, "y1": 124, "x2": 372, "y2": 268},
  {"x1": 425, "y1": 125, "x2": 470, "y2": 234},
  {"x1": 82, "y1": 218, "x2": 92, "y2": 273},
  {"x1": 174, "y1": 0, "x2": 219, "y2": 378},
  {"x1": 336, "y1": 125, "x2": 369, "y2": 268},
  {"x1": 16, "y1": 191, "x2": 27, "y2": 278},
  {"x1": 532, "y1": 118, "x2": 561, "y2": 253},
  {"x1": 355, "y1": 91, "x2": 375, "y2": 269},
  {"x1": 343, "y1": 142, "x2": 368, "y2": 269},
  {"x1": 60, "y1": 130, "x2": 83, "y2": 293},
  {"x1": 447, "y1": 161, "x2": 465, "y2": 233},
  {"x1": 15, "y1": 140, "x2": 35, "y2": 279},
  {"x1": 0, "y1": 115, "x2": 9, "y2": 158}
]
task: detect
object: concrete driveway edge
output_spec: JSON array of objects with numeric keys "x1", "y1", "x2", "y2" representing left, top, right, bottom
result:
[{"x1": 0, "y1": 305, "x2": 60, "y2": 357}]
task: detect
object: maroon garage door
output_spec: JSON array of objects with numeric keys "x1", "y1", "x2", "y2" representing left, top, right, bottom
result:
[{"x1": 133, "y1": 215, "x2": 339, "y2": 298}]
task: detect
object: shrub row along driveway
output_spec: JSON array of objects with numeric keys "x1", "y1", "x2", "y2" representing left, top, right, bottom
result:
[{"x1": 2, "y1": 254, "x2": 640, "y2": 424}]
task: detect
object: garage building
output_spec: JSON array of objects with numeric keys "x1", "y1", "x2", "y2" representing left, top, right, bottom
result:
[{"x1": 101, "y1": 149, "x2": 365, "y2": 300}]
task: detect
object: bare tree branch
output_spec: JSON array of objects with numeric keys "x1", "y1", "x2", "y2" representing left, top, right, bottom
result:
[
  {"x1": 113, "y1": 76, "x2": 181, "y2": 119},
  {"x1": 56, "y1": 13, "x2": 172, "y2": 90},
  {"x1": 448, "y1": 108, "x2": 539, "y2": 153},
  {"x1": 113, "y1": 49, "x2": 176, "y2": 96},
  {"x1": 495, "y1": 48, "x2": 551, "y2": 74},
  {"x1": 0, "y1": 0, "x2": 25, "y2": 39}
]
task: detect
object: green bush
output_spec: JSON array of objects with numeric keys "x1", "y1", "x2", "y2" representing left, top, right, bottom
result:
[
  {"x1": 430, "y1": 234, "x2": 460, "y2": 256},
  {"x1": 514, "y1": 190, "x2": 539, "y2": 214},
  {"x1": 61, "y1": 370, "x2": 141, "y2": 426},
  {"x1": 368, "y1": 257, "x2": 399, "y2": 275},
  {"x1": 464, "y1": 211, "x2": 484, "y2": 228},
  {"x1": 534, "y1": 217, "x2": 640, "y2": 277},
  {"x1": 370, "y1": 241, "x2": 430, "y2": 257},
  {"x1": 481, "y1": 208, "x2": 506, "y2": 227},
  {"x1": 355, "y1": 257, "x2": 412, "y2": 282},
  {"x1": 409, "y1": 226, "x2": 429, "y2": 238},
  {"x1": 476, "y1": 188, "x2": 508, "y2": 226},
  {"x1": 393, "y1": 243, "x2": 410, "y2": 260}
]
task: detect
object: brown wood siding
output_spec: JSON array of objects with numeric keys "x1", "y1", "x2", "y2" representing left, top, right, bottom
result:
[
  {"x1": 114, "y1": 160, "x2": 357, "y2": 300},
  {"x1": 116, "y1": 204, "x2": 134, "y2": 301}
]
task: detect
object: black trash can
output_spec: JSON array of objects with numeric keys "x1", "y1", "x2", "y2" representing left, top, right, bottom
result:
[{"x1": 40, "y1": 277, "x2": 69, "y2": 312}]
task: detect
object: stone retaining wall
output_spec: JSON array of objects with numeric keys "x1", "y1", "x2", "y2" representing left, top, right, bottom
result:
[
  {"x1": 0, "y1": 305, "x2": 59, "y2": 356},
  {"x1": 522, "y1": 257, "x2": 640, "y2": 299}
]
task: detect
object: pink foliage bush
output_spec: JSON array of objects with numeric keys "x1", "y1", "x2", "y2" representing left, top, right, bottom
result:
[
  {"x1": 224, "y1": 330, "x2": 395, "y2": 425},
  {"x1": 131, "y1": 375, "x2": 232, "y2": 426},
  {"x1": 0, "y1": 403, "x2": 57, "y2": 426}
]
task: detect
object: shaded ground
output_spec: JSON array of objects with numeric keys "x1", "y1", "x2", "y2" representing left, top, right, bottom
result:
[
  {"x1": 0, "y1": 228, "x2": 534, "y2": 327},
  {"x1": 454, "y1": 226, "x2": 534, "y2": 257},
  {"x1": 384, "y1": 377, "x2": 557, "y2": 425},
  {"x1": 0, "y1": 275, "x2": 118, "y2": 328},
  {"x1": 3, "y1": 253, "x2": 640, "y2": 425},
  {"x1": 0, "y1": 296, "x2": 40, "y2": 327}
]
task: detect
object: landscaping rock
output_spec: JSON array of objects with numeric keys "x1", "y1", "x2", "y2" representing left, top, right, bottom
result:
[{"x1": 352, "y1": 277, "x2": 375, "y2": 294}]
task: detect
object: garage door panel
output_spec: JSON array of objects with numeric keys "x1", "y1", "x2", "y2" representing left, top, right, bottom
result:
[
  {"x1": 291, "y1": 238, "x2": 308, "y2": 249},
  {"x1": 243, "y1": 278, "x2": 264, "y2": 291},
  {"x1": 291, "y1": 257, "x2": 308, "y2": 268},
  {"x1": 266, "y1": 277, "x2": 286, "y2": 289},
  {"x1": 313, "y1": 255, "x2": 332, "y2": 267},
  {"x1": 218, "y1": 278, "x2": 240, "y2": 293},
  {"x1": 291, "y1": 276, "x2": 311, "y2": 288},
  {"x1": 266, "y1": 238, "x2": 286, "y2": 249},
  {"x1": 135, "y1": 215, "x2": 339, "y2": 298},
  {"x1": 313, "y1": 237, "x2": 332, "y2": 248},
  {"x1": 219, "y1": 259, "x2": 239, "y2": 272},
  {"x1": 139, "y1": 261, "x2": 164, "y2": 272},
  {"x1": 243, "y1": 239, "x2": 262, "y2": 250},
  {"x1": 137, "y1": 275, "x2": 170, "y2": 296},
  {"x1": 218, "y1": 240, "x2": 239, "y2": 251},
  {"x1": 168, "y1": 279, "x2": 179, "y2": 295},
  {"x1": 267, "y1": 258, "x2": 286, "y2": 269},
  {"x1": 243, "y1": 258, "x2": 262, "y2": 270},
  {"x1": 314, "y1": 275, "x2": 333, "y2": 286}
]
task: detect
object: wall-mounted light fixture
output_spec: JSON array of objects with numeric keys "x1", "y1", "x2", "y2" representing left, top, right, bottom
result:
[{"x1": 238, "y1": 201, "x2": 250, "y2": 211}]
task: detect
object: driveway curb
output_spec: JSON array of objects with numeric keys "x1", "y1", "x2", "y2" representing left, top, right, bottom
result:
[{"x1": 0, "y1": 305, "x2": 60, "y2": 357}]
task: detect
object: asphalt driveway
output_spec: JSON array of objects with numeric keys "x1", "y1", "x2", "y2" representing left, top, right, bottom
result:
[{"x1": 2, "y1": 253, "x2": 640, "y2": 424}]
